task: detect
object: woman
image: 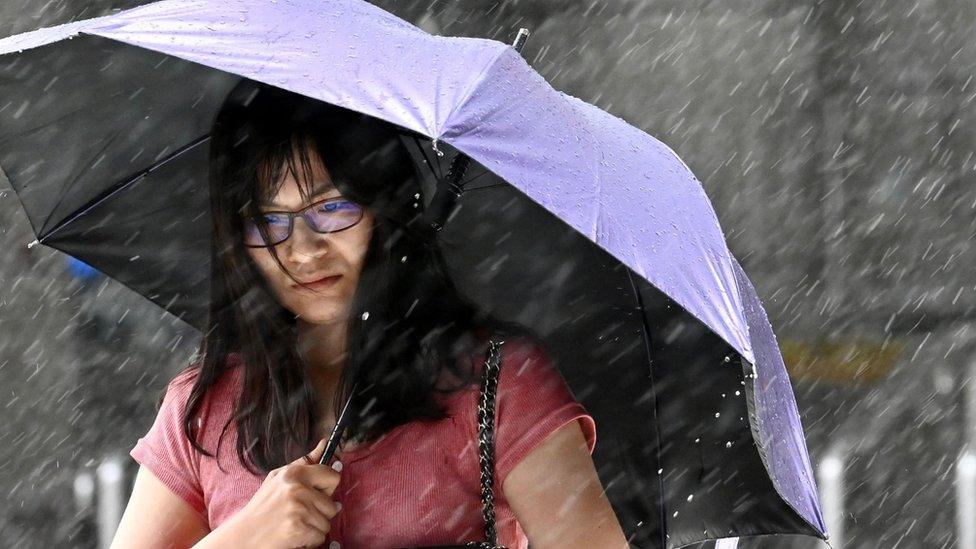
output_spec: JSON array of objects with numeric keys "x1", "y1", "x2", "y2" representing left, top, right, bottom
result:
[{"x1": 111, "y1": 80, "x2": 628, "y2": 549}]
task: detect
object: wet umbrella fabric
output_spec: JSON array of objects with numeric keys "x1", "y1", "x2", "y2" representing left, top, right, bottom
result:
[{"x1": 0, "y1": 1, "x2": 826, "y2": 547}]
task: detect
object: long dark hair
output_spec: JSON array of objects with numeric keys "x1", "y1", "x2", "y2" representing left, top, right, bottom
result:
[{"x1": 175, "y1": 80, "x2": 533, "y2": 474}]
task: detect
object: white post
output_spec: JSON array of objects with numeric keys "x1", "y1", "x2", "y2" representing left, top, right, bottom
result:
[
  {"x1": 959, "y1": 450, "x2": 976, "y2": 549},
  {"x1": 96, "y1": 455, "x2": 126, "y2": 549},
  {"x1": 818, "y1": 445, "x2": 845, "y2": 549},
  {"x1": 73, "y1": 470, "x2": 95, "y2": 511},
  {"x1": 962, "y1": 352, "x2": 976, "y2": 549}
]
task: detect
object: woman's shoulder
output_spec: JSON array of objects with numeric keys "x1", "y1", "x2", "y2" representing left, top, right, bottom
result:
[
  {"x1": 460, "y1": 330, "x2": 597, "y2": 489},
  {"x1": 434, "y1": 330, "x2": 542, "y2": 402},
  {"x1": 130, "y1": 355, "x2": 254, "y2": 516},
  {"x1": 468, "y1": 330, "x2": 555, "y2": 379},
  {"x1": 161, "y1": 352, "x2": 245, "y2": 419},
  {"x1": 448, "y1": 332, "x2": 568, "y2": 417}
]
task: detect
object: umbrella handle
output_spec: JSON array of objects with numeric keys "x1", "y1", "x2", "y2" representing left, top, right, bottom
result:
[
  {"x1": 424, "y1": 28, "x2": 531, "y2": 233},
  {"x1": 318, "y1": 381, "x2": 359, "y2": 465}
]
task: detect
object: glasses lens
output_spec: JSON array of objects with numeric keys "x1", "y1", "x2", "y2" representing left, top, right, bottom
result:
[
  {"x1": 306, "y1": 200, "x2": 362, "y2": 233},
  {"x1": 243, "y1": 214, "x2": 291, "y2": 247}
]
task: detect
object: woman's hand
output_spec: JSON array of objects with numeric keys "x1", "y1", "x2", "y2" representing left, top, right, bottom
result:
[{"x1": 217, "y1": 438, "x2": 342, "y2": 549}]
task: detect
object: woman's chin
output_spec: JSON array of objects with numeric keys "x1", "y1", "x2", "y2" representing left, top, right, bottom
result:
[{"x1": 294, "y1": 308, "x2": 346, "y2": 326}]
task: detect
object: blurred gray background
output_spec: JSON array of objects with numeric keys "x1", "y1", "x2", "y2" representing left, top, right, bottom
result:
[{"x1": 1, "y1": 0, "x2": 973, "y2": 547}]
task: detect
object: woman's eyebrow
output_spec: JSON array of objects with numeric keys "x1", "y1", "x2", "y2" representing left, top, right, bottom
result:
[{"x1": 260, "y1": 181, "x2": 337, "y2": 208}]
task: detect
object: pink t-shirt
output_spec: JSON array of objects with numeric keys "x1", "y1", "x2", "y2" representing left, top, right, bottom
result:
[{"x1": 130, "y1": 335, "x2": 597, "y2": 548}]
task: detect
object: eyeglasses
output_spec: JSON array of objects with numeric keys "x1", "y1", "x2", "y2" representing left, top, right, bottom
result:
[{"x1": 242, "y1": 196, "x2": 365, "y2": 248}]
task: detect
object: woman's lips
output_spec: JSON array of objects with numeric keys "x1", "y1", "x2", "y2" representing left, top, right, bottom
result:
[{"x1": 294, "y1": 275, "x2": 342, "y2": 291}]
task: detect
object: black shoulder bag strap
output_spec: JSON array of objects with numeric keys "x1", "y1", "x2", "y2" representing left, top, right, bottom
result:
[
  {"x1": 389, "y1": 335, "x2": 511, "y2": 549},
  {"x1": 465, "y1": 336, "x2": 507, "y2": 549}
]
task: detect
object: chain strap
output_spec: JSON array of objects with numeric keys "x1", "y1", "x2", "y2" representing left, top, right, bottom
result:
[{"x1": 462, "y1": 336, "x2": 507, "y2": 549}]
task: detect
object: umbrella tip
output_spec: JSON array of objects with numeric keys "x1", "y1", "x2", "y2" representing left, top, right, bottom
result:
[
  {"x1": 513, "y1": 28, "x2": 530, "y2": 53},
  {"x1": 26, "y1": 239, "x2": 39, "y2": 249}
]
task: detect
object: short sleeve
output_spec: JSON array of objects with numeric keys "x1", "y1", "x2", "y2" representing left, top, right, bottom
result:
[
  {"x1": 129, "y1": 369, "x2": 207, "y2": 518},
  {"x1": 489, "y1": 338, "x2": 597, "y2": 491}
]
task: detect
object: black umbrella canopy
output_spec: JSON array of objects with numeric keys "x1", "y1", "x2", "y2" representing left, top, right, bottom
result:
[
  {"x1": 404, "y1": 140, "x2": 824, "y2": 548},
  {"x1": 3, "y1": 35, "x2": 233, "y2": 329},
  {"x1": 0, "y1": 29, "x2": 823, "y2": 549}
]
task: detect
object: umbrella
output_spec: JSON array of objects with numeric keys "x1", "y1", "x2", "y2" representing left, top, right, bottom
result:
[{"x1": 0, "y1": 1, "x2": 827, "y2": 547}]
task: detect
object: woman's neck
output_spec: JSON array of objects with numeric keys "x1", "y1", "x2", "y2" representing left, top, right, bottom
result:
[{"x1": 297, "y1": 319, "x2": 347, "y2": 431}]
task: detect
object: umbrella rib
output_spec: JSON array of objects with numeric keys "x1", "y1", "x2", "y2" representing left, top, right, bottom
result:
[
  {"x1": 458, "y1": 168, "x2": 491, "y2": 189},
  {"x1": 459, "y1": 183, "x2": 504, "y2": 193},
  {"x1": 38, "y1": 126, "x2": 125, "y2": 237},
  {"x1": 38, "y1": 133, "x2": 211, "y2": 243},
  {"x1": 625, "y1": 268, "x2": 670, "y2": 548}
]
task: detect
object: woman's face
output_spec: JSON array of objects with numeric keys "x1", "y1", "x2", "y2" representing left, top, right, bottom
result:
[{"x1": 245, "y1": 150, "x2": 374, "y2": 326}]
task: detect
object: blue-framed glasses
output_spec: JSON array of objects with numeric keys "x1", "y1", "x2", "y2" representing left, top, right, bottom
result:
[{"x1": 242, "y1": 196, "x2": 365, "y2": 248}]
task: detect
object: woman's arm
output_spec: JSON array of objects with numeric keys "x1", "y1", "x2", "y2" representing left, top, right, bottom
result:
[
  {"x1": 113, "y1": 440, "x2": 342, "y2": 549},
  {"x1": 502, "y1": 419, "x2": 629, "y2": 549},
  {"x1": 111, "y1": 466, "x2": 258, "y2": 549},
  {"x1": 110, "y1": 465, "x2": 212, "y2": 549}
]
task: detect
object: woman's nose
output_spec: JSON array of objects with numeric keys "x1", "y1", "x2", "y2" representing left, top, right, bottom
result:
[{"x1": 285, "y1": 216, "x2": 328, "y2": 263}]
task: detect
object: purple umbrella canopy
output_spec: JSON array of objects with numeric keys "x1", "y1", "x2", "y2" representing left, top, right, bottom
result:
[{"x1": 0, "y1": 0, "x2": 826, "y2": 546}]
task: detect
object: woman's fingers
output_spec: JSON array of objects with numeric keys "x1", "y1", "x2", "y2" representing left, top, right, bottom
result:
[
  {"x1": 295, "y1": 463, "x2": 342, "y2": 496},
  {"x1": 294, "y1": 493, "x2": 333, "y2": 548},
  {"x1": 296, "y1": 513, "x2": 329, "y2": 548},
  {"x1": 291, "y1": 438, "x2": 329, "y2": 466},
  {"x1": 298, "y1": 487, "x2": 342, "y2": 520},
  {"x1": 299, "y1": 497, "x2": 331, "y2": 532},
  {"x1": 307, "y1": 437, "x2": 329, "y2": 464}
]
